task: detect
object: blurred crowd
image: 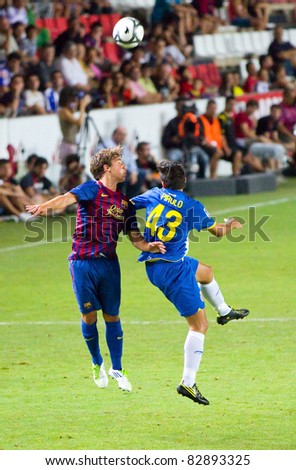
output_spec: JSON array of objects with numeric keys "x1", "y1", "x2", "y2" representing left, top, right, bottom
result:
[
  {"x1": 1, "y1": 1, "x2": 296, "y2": 221},
  {"x1": 0, "y1": 1, "x2": 295, "y2": 118}
]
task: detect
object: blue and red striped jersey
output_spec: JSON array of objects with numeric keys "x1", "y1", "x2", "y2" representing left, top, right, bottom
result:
[{"x1": 69, "y1": 180, "x2": 138, "y2": 260}]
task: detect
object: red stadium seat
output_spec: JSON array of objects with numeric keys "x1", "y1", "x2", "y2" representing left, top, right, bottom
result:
[
  {"x1": 103, "y1": 42, "x2": 121, "y2": 64},
  {"x1": 100, "y1": 14, "x2": 114, "y2": 37},
  {"x1": 43, "y1": 18, "x2": 59, "y2": 40},
  {"x1": 54, "y1": 17, "x2": 67, "y2": 35},
  {"x1": 207, "y1": 63, "x2": 222, "y2": 87},
  {"x1": 79, "y1": 15, "x2": 90, "y2": 34},
  {"x1": 35, "y1": 18, "x2": 44, "y2": 29},
  {"x1": 88, "y1": 14, "x2": 101, "y2": 26}
]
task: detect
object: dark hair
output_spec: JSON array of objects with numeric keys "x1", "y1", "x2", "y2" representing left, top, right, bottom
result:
[
  {"x1": 65, "y1": 154, "x2": 80, "y2": 166},
  {"x1": 0, "y1": 158, "x2": 9, "y2": 167},
  {"x1": 157, "y1": 161, "x2": 186, "y2": 190},
  {"x1": 270, "y1": 104, "x2": 281, "y2": 111},
  {"x1": 207, "y1": 99, "x2": 217, "y2": 107},
  {"x1": 246, "y1": 99, "x2": 259, "y2": 108},
  {"x1": 26, "y1": 24, "x2": 36, "y2": 34},
  {"x1": 90, "y1": 21, "x2": 102, "y2": 29},
  {"x1": 225, "y1": 95, "x2": 235, "y2": 104},
  {"x1": 33, "y1": 157, "x2": 48, "y2": 168},
  {"x1": 58, "y1": 86, "x2": 77, "y2": 107},
  {"x1": 136, "y1": 141, "x2": 149, "y2": 153},
  {"x1": 27, "y1": 153, "x2": 38, "y2": 165},
  {"x1": 7, "y1": 51, "x2": 21, "y2": 61}
]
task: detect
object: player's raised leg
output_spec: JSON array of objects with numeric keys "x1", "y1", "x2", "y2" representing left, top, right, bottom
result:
[
  {"x1": 196, "y1": 262, "x2": 250, "y2": 325},
  {"x1": 82, "y1": 311, "x2": 108, "y2": 388},
  {"x1": 177, "y1": 308, "x2": 209, "y2": 405},
  {"x1": 103, "y1": 313, "x2": 132, "y2": 392}
]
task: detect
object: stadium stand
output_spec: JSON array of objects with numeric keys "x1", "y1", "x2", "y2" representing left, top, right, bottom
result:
[{"x1": 0, "y1": 0, "x2": 295, "y2": 210}]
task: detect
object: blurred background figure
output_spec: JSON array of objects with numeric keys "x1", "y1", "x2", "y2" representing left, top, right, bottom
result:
[
  {"x1": 58, "y1": 87, "x2": 91, "y2": 171},
  {"x1": 135, "y1": 141, "x2": 162, "y2": 191}
]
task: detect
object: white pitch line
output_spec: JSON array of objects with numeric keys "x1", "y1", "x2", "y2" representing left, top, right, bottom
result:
[
  {"x1": 0, "y1": 318, "x2": 294, "y2": 327},
  {"x1": 0, "y1": 196, "x2": 295, "y2": 254}
]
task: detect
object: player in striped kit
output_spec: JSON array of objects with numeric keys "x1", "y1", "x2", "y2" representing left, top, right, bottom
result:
[{"x1": 26, "y1": 146, "x2": 165, "y2": 392}]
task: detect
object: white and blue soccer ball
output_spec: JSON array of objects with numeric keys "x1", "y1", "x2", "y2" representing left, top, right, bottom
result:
[{"x1": 112, "y1": 17, "x2": 144, "y2": 49}]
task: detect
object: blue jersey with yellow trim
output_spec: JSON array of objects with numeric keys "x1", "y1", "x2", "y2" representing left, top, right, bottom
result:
[{"x1": 132, "y1": 187, "x2": 215, "y2": 262}]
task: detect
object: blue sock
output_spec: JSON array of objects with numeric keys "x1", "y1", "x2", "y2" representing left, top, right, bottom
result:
[
  {"x1": 81, "y1": 320, "x2": 103, "y2": 366},
  {"x1": 105, "y1": 320, "x2": 123, "y2": 370}
]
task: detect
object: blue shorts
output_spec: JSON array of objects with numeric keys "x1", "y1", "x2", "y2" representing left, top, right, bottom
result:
[
  {"x1": 145, "y1": 256, "x2": 205, "y2": 317},
  {"x1": 69, "y1": 257, "x2": 121, "y2": 315}
]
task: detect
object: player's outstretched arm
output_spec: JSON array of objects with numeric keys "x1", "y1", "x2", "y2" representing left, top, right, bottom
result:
[
  {"x1": 127, "y1": 230, "x2": 166, "y2": 254},
  {"x1": 26, "y1": 192, "x2": 77, "y2": 216},
  {"x1": 208, "y1": 218, "x2": 243, "y2": 238}
]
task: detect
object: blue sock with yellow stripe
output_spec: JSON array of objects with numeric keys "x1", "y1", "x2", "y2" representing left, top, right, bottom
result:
[
  {"x1": 81, "y1": 320, "x2": 103, "y2": 366},
  {"x1": 105, "y1": 320, "x2": 123, "y2": 370}
]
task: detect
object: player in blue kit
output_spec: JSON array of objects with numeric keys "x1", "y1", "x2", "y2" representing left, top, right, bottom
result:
[
  {"x1": 132, "y1": 161, "x2": 249, "y2": 405},
  {"x1": 26, "y1": 146, "x2": 165, "y2": 393}
]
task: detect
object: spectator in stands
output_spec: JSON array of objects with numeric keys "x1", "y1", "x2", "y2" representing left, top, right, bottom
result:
[
  {"x1": 199, "y1": 100, "x2": 223, "y2": 179},
  {"x1": 59, "y1": 153, "x2": 91, "y2": 193},
  {"x1": 162, "y1": 98, "x2": 209, "y2": 178},
  {"x1": 112, "y1": 71, "x2": 132, "y2": 107},
  {"x1": 234, "y1": 98, "x2": 286, "y2": 170},
  {"x1": 57, "y1": 41, "x2": 90, "y2": 92},
  {"x1": 83, "y1": 21, "x2": 103, "y2": 51},
  {"x1": 259, "y1": 54, "x2": 275, "y2": 84},
  {"x1": 178, "y1": 65, "x2": 194, "y2": 98},
  {"x1": 94, "y1": 75, "x2": 115, "y2": 108},
  {"x1": 232, "y1": 71, "x2": 244, "y2": 97},
  {"x1": 83, "y1": 46, "x2": 103, "y2": 87},
  {"x1": 24, "y1": 73, "x2": 46, "y2": 115},
  {"x1": 257, "y1": 103, "x2": 294, "y2": 155},
  {"x1": 21, "y1": 24, "x2": 38, "y2": 62},
  {"x1": 192, "y1": 0, "x2": 219, "y2": 35},
  {"x1": 219, "y1": 72, "x2": 235, "y2": 97},
  {"x1": 268, "y1": 25, "x2": 296, "y2": 77},
  {"x1": 277, "y1": 86, "x2": 296, "y2": 149},
  {"x1": 96, "y1": 126, "x2": 139, "y2": 197},
  {"x1": 32, "y1": 44, "x2": 56, "y2": 91},
  {"x1": 26, "y1": 153, "x2": 37, "y2": 172},
  {"x1": 7, "y1": 0, "x2": 28, "y2": 25},
  {"x1": 54, "y1": 16, "x2": 83, "y2": 57},
  {"x1": 228, "y1": 0, "x2": 266, "y2": 30},
  {"x1": 58, "y1": 86, "x2": 91, "y2": 168},
  {"x1": 243, "y1": 61, "x2": 258, "y2": 93},
  {"x1": 139, "y1": 63, "x2": 159, "y2": 95},
  {"x1": 20, "y1": 156, "x2": 59, "y2": 203},
  {"x1": 191, "y1": 78, "x2": 206, "y2": 99},
  {"x1": 52, "y1": 1, "x2": 67, "y2": 18},
  {"x1": 162, "y1": 22, "x2": 192, "y2": 61},
  {"x1": 152, "y1": 63, "x2": 179, "y2": 102},
  {"x1": 0, "y1": 158, "x2": 29, "y2": 220},
  {"x1": 5, "y1": 51, "x2": 22, "y2": 80},
  {"x1": 44, "y1": 70, "x2": 64, "y2": 113},
  {"x1": 147, "y1": 37, "x2": 167, "y2": 68},
  {"x1": 0, "y1": 73, "x2": 27, "y2": 117},
  {"x1": 245, "y1": 0, "x2": 268, "y2": 31},
  {"x1": 151, "y1": 0, "x2": 198, "y2": 35},
  {"x1": 85, "y1": 0, "x2": 113, "y2": 15},
  {"x1": 135, "y1": 141, "x2": 161, "y2": 191},
  {"x1": 218, "y1": 96, "x2": 243, "y2": 176},
  {"x1": 0, "y1": 13, "x2": 19, "y2": 57},
  {"x1": 127, "y1": 65, "x2": 162, "y2": 104},
  {"x1": 254, "y1": 68, "x2": 270, "y2": 94},
  {"x1": 272, "y1": 64, "x2": 291, "y2": 91}
]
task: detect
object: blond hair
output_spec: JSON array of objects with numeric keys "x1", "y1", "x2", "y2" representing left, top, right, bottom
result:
[{"x1": 90, "y1": 145, "x2": 123, "y2": 180}]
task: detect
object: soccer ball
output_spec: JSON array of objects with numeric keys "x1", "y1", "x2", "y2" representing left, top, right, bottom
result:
[{"x1": 112, "y1": 17, "x2": 144, "y2": 49}]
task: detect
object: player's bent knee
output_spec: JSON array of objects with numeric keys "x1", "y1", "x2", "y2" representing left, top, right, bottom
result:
[
  {"x1": 81, "y1": 311, "x2": 97, "y2": 324},
  {"x1": 103, "y1": 312, "x2": 119, "y2": 323}
]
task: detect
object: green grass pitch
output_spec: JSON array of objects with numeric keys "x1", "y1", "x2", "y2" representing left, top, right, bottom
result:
[{"x1": 1, "y1": 180, "x2": 295, "y2": 450}]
